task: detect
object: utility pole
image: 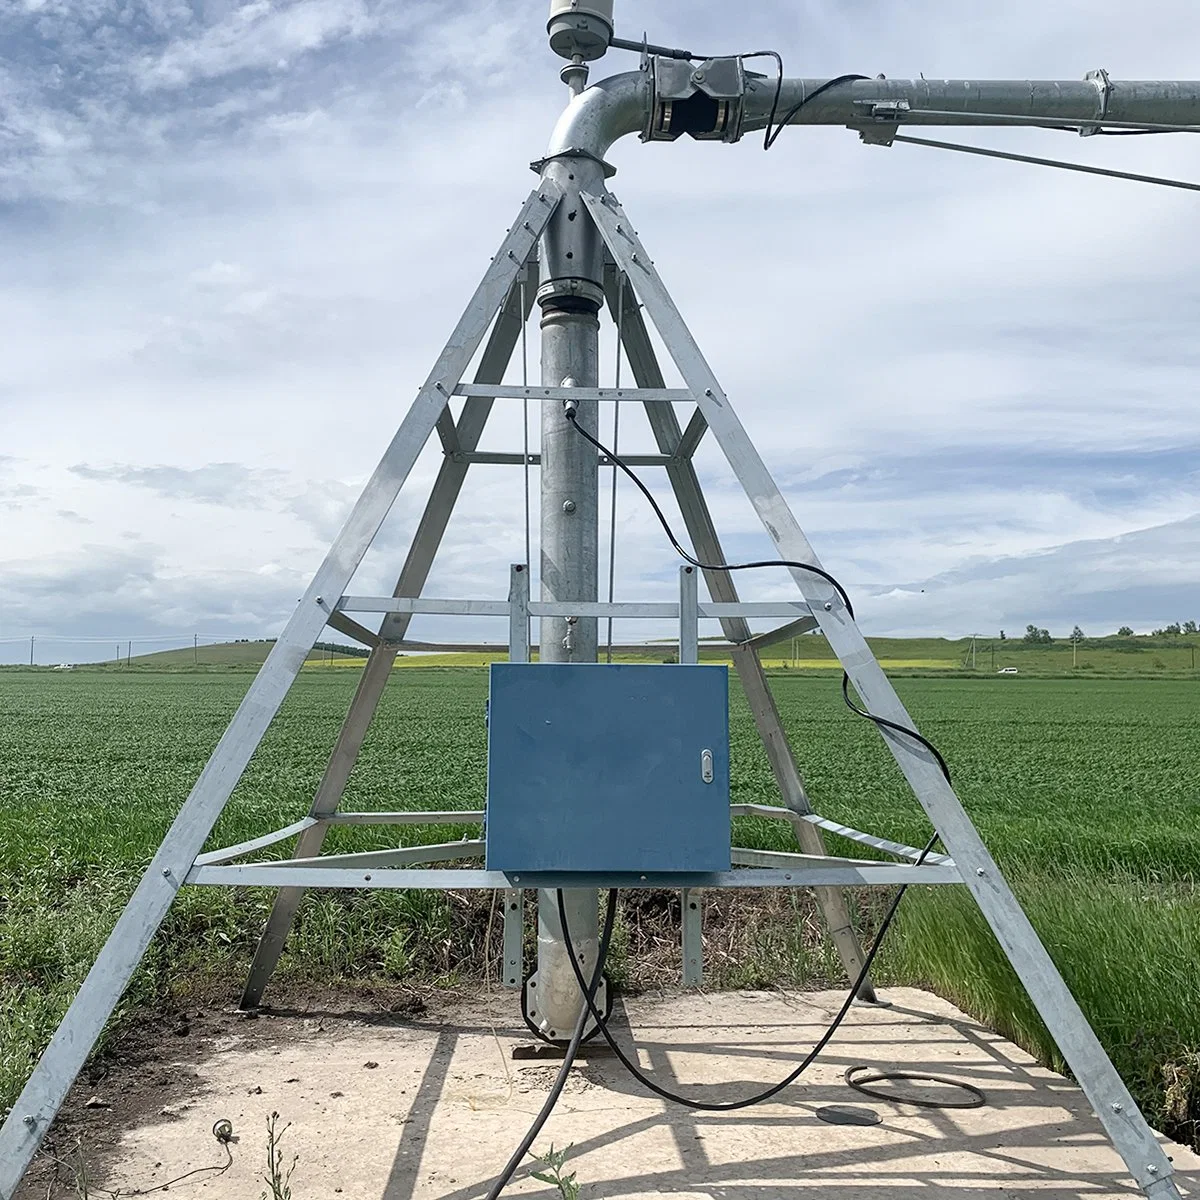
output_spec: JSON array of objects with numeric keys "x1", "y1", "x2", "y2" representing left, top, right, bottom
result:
[
  {"x1": 29, "y1": 636, "x2": 33, "y2": 667},
  {"x1": 127, "y1": 640, "x2": 132, "y2": 667},
  {"x1": 194, "y1": 634, "x2": 198, "y2": 667}
]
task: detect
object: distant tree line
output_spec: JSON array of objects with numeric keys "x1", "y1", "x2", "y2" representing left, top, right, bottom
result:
[
  {"x1": 1150, "y1": 620, "x2": 1197, "y2": 636},
  {"x1": 1007, "y1": 622, "x2": 1199, "y2": 643},
  {"x1": 313, "y1": 640, "x2": 371, "y2": 659}
]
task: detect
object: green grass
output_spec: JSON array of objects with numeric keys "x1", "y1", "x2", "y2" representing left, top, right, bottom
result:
[{"x1": 0, "y1": 670, "x2": 1197, "y2": 1151}]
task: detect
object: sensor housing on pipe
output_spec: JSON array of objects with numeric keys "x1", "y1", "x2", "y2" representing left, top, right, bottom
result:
[{"x1": 547, "y1": 0, "x2": 614, "y2": 62}]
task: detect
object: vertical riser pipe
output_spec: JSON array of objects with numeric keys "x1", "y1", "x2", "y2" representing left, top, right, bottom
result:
[{"x1": 530, "y1": 154, "x2": 606, "y2": 1040}]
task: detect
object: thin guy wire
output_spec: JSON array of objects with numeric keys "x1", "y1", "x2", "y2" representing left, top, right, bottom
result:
[
  {"x1": 893, "y1": 133, "x2": 1200, "y2": 193},
  {"x1": 605, "y1": 279, "x2": 624, "y2": 663},
  {"x1": 902, "y1": 107, "x2": 1200, "y2": 135},
  {"x1": 520, "y1": 277, "x2": 532, "y2": 580}
]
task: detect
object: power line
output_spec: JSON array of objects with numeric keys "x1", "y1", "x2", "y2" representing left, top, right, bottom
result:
[{"x1": 0, "y1": 633, "x2": 259, "y2": 644}]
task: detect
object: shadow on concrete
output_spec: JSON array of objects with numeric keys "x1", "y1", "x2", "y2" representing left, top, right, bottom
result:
[{"x1": 378, "y1": 991, "x2": 1197, "y2": 1200}]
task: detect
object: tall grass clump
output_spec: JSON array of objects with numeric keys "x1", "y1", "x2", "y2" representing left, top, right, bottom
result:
[{"x1": 878, "y1": 868, "x2": 1200, "y2": 1148}]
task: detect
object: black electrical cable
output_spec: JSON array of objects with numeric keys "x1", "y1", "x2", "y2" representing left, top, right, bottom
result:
[
  {"x1": 484, "y1": 890, "x2": 619, "y2": 1200},
  {"x1": 554, "y1": 410, "x2": 959, "y2": 1112},
  {"x1": 736, "y1": 51, "x2": 784, "y2": 150},
  {"x1": 765, "y1": 73, "x2": 872, "y2": 150},
  {"x1": 557, "y1": 838, "x2": 936, "y2": 1111},
  {"x1": 563, "y1": 409, "x2": 953, "y2": 778},
  {"x1": 840, "y1": 672, "x2": 953, "y2": 782}
]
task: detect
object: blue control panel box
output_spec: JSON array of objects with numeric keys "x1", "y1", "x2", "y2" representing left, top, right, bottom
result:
[{"x1": 485, "y1": 663, "x2": 731, "y2": 873}]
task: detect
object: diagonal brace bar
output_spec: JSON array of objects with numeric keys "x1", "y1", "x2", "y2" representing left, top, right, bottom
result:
[
  {"x1": 239, "y1": 261, "x2": 540, "y2": 1010},
  {"x1": 587, "y1": 186, "x2": 1180, "y2": 1199}
]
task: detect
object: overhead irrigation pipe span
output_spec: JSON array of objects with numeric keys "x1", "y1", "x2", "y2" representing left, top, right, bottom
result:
[{"x1": 545, "y1": 61, "x2": 1200, "y2": 188}]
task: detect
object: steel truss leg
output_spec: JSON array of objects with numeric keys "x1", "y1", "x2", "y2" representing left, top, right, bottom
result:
[
  {"x1": 0, "y1": 189, "x2": 560, "y2": 1200},
  {"x1": 603, "y1": 270, "x2": 877, "y2": 1001},
  {"x1": 587, "y1": 189, "x2": 1179, "y2": 1200},
  {"x1": 239, "y1": 262, "x2": 538, "y2": 1009}
]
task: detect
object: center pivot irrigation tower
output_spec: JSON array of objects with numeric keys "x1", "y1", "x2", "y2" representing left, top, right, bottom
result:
[{"x1": 5, "y1": 5, "x2": 1200, "y2": 1196}]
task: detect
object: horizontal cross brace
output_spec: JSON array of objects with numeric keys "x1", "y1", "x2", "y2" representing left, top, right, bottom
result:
[
  {"x1": 324, "y1": 810, "x2": 484, "y2": 825},
  {"x1": 196, "y1": 807, "x2": 953, "y2": 873},
  {"x1": 187, "y1": 863, "x2": 962, "y2": 889},
  {"x1": 193, "y1": 818, "x2": 318, "y2": 866},
  {"x1": 731, "y1": 802, "x2": 954, "y2": 866},
  {"x1": 336, "y1": 596, "x2": 814, "y2": 620},
  {"x1": 249, "y1": 841, "x2": 484, "y2": 870},
  {"x1": 801, "y1": 812, "x2": 953, "y2": 866},
  {"x1": 739, "y1": 615, "x2": 820, "y2": 646},
  {"x1": 451, "y1": 384, "x2": 693, "y2": 402},
  {"x1": 731, "y1": 847, "x2": 885, "y2": 869},
  {"x1": 452, "y1": 451, "x2": 672, "y2": 467}
]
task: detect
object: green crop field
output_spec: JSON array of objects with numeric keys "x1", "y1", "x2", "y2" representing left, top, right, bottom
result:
[
  {"x1": 0, "y1": 669, "x2": 1197, "y2": 1151},
  {"x1": 98, "y1": 630, "x2": 1200, "y2": 675}
]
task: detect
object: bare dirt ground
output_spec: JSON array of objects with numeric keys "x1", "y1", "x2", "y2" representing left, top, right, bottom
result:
[{"x1": 20, "y1": 986, "x2": 1199, "y2": 1199}]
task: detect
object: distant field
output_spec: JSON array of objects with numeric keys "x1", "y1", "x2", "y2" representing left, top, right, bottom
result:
[
  {"x1": 0, "y1": 668, "x2": 1196, "y2": 1150},
  {"x1": 96, "y1": 632, "x2": 1200, "y2": 676}
]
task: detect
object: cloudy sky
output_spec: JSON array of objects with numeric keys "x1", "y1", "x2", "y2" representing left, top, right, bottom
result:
[{"x1": 4, "y1": 0, "x2": 1200, "y2": 663}]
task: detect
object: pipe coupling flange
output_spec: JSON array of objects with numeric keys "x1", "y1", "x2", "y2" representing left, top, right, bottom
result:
[
  {"x1": 644, "y1": 54, "x2": 747, "y2": 143},
  {"x1": 537, "y1": 277, "x2": 605, "y2": 312},
  {"x1": 1081, "y1": 67, "x2": 1113, "y2": 137}
]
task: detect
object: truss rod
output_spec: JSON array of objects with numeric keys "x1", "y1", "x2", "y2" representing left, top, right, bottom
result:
[
  {"x1": 904, "y1": 107, "x2": 1200, "y2": 133},
  {"x1": 892, "y1": 133, "x2": 1200, "y2": 193}
]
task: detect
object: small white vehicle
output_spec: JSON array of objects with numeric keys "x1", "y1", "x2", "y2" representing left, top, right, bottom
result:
[{"x1": 997, "y1": 666, "x2": 1019, "y2": 674}]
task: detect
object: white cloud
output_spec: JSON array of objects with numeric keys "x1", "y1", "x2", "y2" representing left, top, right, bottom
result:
[{"x1": 133, "y1": 0, "x2": 380, "y2": 91}]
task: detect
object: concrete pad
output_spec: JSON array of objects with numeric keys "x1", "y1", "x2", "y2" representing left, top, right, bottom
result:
[{"x1": 58, "y1": 988, "x2": 1200, "y2": 1198}]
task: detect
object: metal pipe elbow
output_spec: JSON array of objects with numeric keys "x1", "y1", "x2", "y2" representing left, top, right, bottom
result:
[{"x1": 545, "y1": 70, "x2": 649, "y2": 161}]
